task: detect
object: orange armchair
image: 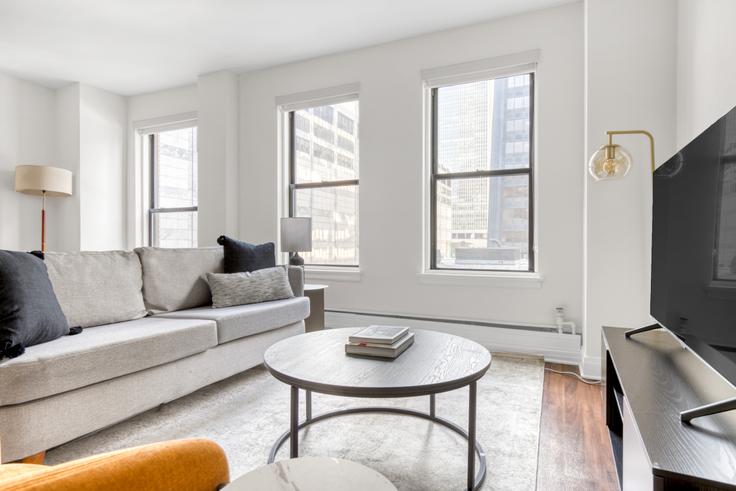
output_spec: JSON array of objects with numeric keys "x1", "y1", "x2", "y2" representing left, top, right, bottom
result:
[{"x1": 0, "y1": 439, "x2": 229, "y2": 491}]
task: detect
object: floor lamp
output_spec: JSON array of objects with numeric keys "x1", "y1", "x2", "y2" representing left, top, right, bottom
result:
[{"x1": 15, "y1": 165, "x2": 73, "y2": 252}]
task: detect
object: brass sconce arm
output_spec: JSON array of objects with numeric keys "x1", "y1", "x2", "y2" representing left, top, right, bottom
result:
[{"x1": 606, "y1": 130, "x2": 655, "y2": 173}]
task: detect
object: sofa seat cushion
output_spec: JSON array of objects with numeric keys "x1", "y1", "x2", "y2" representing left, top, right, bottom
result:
[
  {"x1": 0, "y1": 317, "x2": 217, "y2": 406},
  {"x1": 156, "y1": 297, "x2": 309, "y2": 344}
]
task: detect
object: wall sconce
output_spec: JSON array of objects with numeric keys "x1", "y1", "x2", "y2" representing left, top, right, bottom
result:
[{"x1": 588, "y1": 130, "x2": 655, "y2": 180}]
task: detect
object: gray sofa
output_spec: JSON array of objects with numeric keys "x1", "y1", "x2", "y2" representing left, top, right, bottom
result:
[{"x1": 0, "y1": 247, "x2": 309, "y2": 462}]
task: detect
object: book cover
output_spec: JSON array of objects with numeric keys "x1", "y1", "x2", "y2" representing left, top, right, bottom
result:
[
  {"x1": 348, "y1": 325, "x2": 409, "y2": 345},
  {"x1": 345, "y1": 332, "x2": 415, "y2": 359}
]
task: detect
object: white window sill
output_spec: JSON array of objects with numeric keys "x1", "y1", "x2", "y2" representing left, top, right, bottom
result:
[
  {"x1": 417, "y1": 270, "x2": 544, "y2": 288},
  {"x1": 305, "y1": 267, "x2": 362, "y2": 282}
]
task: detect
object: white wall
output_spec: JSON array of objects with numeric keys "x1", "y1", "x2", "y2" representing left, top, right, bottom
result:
[
  {"x1": 79, "y1": 84, "x2": 127, "y2": 250},
  {"x1": 52, "y1": 83, "x2": 128, "y2": 251},
  {"x1": 54, "y1": 83, "x2": 82, "y2": 252},
  {"x1": 197, "y1": 71, "x2": 239, "y2": 246},
  {"x1": 127, "y1": 84, "x2": 197, "y2": 123},
  {"x1": 0, "y1": 73, "x2": 58, "y2": 251},
  {"x1": 1, "y1": 75, "x2": 200, "y2": 252},
  {"x1": 582, "y1": 0, "x2": 677, "y2": 376},
  {"x1": 239, "y1": 3, "x2": 585, "y2": 330},
  {"x1": 677, "y1": 0, "x2": 736, "y2": 148}
]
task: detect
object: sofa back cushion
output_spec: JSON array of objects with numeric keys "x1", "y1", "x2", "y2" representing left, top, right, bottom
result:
[
  {"x1": 45, "y1": 251, "x2": 147, "y2": 328},
  {"x1": 135, "y1": 247, "x2": 224, "y2": 313}
]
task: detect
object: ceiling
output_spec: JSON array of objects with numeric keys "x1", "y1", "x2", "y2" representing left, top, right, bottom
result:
[{"x1": 0, "y1": 0, "x2": 574, "y2": 96}]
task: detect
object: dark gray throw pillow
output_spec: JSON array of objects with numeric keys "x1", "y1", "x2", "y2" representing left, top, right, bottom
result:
[
  {"x1": 0, "y1": 250, "x2": 70, "y2": 359},
  {"x1": 217, "y1": 235, "x2": 275, "y2": 273}
]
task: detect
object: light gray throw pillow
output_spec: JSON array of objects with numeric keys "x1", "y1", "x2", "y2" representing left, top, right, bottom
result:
[
  {"x1": 45, "y1": 251, "x2": 147, "y2": 328},
  {"x1": 206, "y1": 267, "x2": 294, "y2": 309}
]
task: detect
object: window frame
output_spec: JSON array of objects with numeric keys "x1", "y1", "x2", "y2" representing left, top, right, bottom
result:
[
  {"x1": 146, "y1": 127, "x2": 199, "y2": 247},
  {"x1": 286, "y1": 96, "x2": 360, "y2": 268},
  {"x1": 428, "y1": 71, "x2": 536, "y2": 273}
]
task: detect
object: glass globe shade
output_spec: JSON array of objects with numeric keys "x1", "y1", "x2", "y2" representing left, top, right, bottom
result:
[{"x1": 588, "y1": 144, "x2": 632, "y2": 180}]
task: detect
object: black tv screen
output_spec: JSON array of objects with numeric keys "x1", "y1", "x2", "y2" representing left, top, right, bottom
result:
[{"x1": 652, "y1": 105, "x2": 736, "y2": 387}]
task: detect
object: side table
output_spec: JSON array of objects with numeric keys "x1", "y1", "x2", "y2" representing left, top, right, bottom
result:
[{"x1": 303, "y1": 284, "x2": 327, "y2": 332}]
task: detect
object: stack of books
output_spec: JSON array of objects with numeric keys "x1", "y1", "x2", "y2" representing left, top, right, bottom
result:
[{"x1": 345, "y1": 325, "x2": 414, "y2": 359}]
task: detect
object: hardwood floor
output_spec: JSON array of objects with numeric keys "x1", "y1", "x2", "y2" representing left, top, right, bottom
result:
[{"x1": 536, "y1": 363, "x2": 619, "y2": 491}]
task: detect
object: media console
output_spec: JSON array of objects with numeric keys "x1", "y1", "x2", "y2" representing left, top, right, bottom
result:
[{"x1": 602, "y1": 326, "x2": 736, "y2": 490}]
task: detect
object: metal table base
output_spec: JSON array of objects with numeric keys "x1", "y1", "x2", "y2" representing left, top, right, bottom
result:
[{"x1": 267, "y1": 382, "x2": 485, "y2": 491}]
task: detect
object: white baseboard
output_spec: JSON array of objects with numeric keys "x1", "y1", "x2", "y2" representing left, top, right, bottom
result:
[
  {"x1": 326, "y1": 311, "x2": 582, "y2": 366},
  {"x1": 580, "y1": 355, "x2": 602, "y2": 380}
]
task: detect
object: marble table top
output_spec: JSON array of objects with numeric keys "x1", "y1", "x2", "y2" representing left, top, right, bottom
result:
[{"x1": 224, "y1": 457, "x2": 397, "y2": 491}]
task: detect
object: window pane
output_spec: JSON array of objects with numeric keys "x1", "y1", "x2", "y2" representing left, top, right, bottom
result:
[
  {"x1": 155, "y1": 127, "x2": 198, "y2": 208},
  {"x1": 436, "y1": 74, "x2": 531, "y2": 173},
  {"x1": 294, "y1": 185, "x2": 358, "y2": 266},
  {"x1": 294, "y1": 100, "x2": 359, "y2": 183},
  {"x1": 435, "y1": 175, "x2": 529, "y2": 270},
  {"x1": 152, "y1": 211, "x2": 198, "y2": 248}
]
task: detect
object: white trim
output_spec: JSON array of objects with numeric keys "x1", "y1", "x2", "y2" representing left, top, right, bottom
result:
[
  {"x1": 276, "y1": 83, "x2": 360, "y2": 112},
  {"x1": 305, "y1": 267, "x2": 362, "y2": 282},
  {"x1": 420, "y1": 54, "x2": 540, "y2": 279},
  {"x1": 134, "y1": 111, "x2": 198, "y2": 135},
  {"x1": 580, "y1": 355, "x2": 602, "y2": 380},
  {"x1": 421, "y1": 86, "x2": 433, "y2": 277},
  {"x1": 326, "y1": 311, "x2": 581, "y2": 365},
  {"x1": 417, "y1": 270, "x2": 543, "y2": 288},
  {"x1": 277, "y1": 83, "x2": 362, "y2": 269},
  {"x1": 276, "y1": 105, "x2": 288, "y2": 262},
  {"x1": 129, "y1": 112, "x2": 198, "y2": 248},
  {"x1": 421, "y1": 49, "x2": 540, "y2": 88}
]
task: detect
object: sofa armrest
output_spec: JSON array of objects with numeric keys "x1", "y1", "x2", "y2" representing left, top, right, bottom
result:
[
  {"x1": 288, "y1": 265, "x2": 305, "y2": 297},
  {"x1": 0, "y1": 439, "x2": 229, "y2": 491}
]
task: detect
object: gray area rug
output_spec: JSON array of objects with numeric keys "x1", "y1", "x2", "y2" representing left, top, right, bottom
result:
[{"x1": 47, "y1": 354, "x2": 544, "y2": 490}]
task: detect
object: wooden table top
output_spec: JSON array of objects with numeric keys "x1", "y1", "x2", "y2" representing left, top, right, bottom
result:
[{"x1": 263, "y1": 328, "x2": 491, "y2": 398}]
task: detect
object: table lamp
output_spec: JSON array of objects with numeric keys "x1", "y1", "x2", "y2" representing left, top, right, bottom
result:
[
  {"x1": 281, "y1": 217, "x2": 312, "y2": 266},
  {"x1": 15, "y1": 165, "x2": 73, "y2": 252}
]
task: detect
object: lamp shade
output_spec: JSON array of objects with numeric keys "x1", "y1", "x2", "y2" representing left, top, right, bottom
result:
[
  {"x1": 15, "y1": 165, "x2": 73, "y2": 196},
  {"x1": 281, "y1": 217, "x2": 312, "y2": 253}
]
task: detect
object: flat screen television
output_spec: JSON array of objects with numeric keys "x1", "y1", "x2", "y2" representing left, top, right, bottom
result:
[{"x1": 651, "y1": 105, "x2": 736, "y2": 388}]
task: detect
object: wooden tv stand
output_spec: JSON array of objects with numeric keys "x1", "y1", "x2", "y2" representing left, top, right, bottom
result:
[{"x1": 602, "y1": 326, "x2": 736, "y2": 490}]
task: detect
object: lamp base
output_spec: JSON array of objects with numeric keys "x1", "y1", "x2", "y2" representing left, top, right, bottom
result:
[{"x1": 289, "y1": 252, "x2": 304, "y2": 266}]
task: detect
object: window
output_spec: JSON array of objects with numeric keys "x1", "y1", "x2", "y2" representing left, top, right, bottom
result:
[
  {"x1": 288, "y1": 99, "x2": 359, "y2": 266},
  {"x1": 337, "y1": 135, "x2": 355, "y2": 152},
  {"x1": 430, "y1": 73, "x2": 534, "y2": 272},
  {"x1": 313, "y1": 124, "x2": 334, "y2": 144},
  {"x1": 147, "y1": 125, "x2": 198, "y2": 248},
  {"x1": 338, "y1": 112, "x2": 355, "y2": 134}
]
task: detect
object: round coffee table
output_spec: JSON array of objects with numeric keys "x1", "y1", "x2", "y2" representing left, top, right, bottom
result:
[
  {"x1": 263, "y1": 328, "x2": 492, "y2": 491},
  {"x1": 225, "y1": 457, "x2": 396, "y2": 490}
]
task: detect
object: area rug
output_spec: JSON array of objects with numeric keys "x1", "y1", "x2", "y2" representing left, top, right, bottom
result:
[{"x1": 47, "y1": 354, "x2": 544, "y2": 490}]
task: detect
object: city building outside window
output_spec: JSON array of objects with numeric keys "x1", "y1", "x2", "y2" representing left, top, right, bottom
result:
[
  {"x1": 147, "y1": 125, "x2": 198, "y2": 248},
  {"x1": 430, "y1": 72, "x2": 534, "y2": 272},
  {"x1": 288, "y1": 99, "x2": 359, "y2": 266}
]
